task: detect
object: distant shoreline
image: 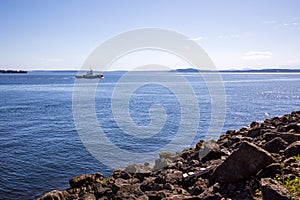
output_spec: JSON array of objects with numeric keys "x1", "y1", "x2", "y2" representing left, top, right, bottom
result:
[
  {"x1": 171, "y1": 68, "x2": 300, "y2": 73},
  {"x1": 2, "y1": 68, "x2": 300, "y2": 73},
  {"x1": 0, "y1": 70, "x2": 27, "y2": 74}
]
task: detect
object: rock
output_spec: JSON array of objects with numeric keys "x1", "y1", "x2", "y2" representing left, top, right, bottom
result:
[
  {"x1": 188, "y1": 178, "x2": 208, "y2": 195},
  {"x1": 92, "y1": 184, "x2": 112, "y2": 198},
  {"x1": 283, "y1": 122, "x2": 300, "y2": 133},
  {"x1": 69, "y1": 173, "x2": 103, "y2": 188},
  {"x1": 140, "y1": 177, "x2": 156, "y2": 191},
  {"x1": 79, "y1": 193, "x2": 96, "y2": 200},
  {"x1": 260, "y1": 178, "x2": 291, "y2": 200},
  {"x1": 256, "y1": 163, "x2": 281, "y2": 178},
  {"x1": 198, "y1": 183, "x2": 222, "y2": 200},
  {"x1": 250, "y1": 121, "x2": 259, "y2": 128},
  {"x1": 165, "y1": 170, "x2": 183, "y2": 184},
  {"x1": 247, "y1": 127, "x2": 261, "y2": 138},
  {"x1": 144, "y1": 190, "x2": 167, "y2": 200},
  {"x1": 279, "y1": 133, "x2": 300, "y2": 144},
  {"x1": 262, "y1": 137, "x2": 288, "y2": 153},
  {"x1": 154, "y1": 169, "x2": 182, "y2": 185},
  {"x1": 163, "y1": 183, "x2": 175, "y2": 191},
  {"x1": 113, "y1": 170, "x2": 132, "y2": 179},
  {"x1": 37, "y1": 190, "x2": 71, "y2": 200},
  {"x1": 115, "y1": 183, "x2": 144, "y2": 199},
  {"x1": 284, "y1": 141, "x2": 300, "y2": 158},
  {"x1": 263, "y1": 132, "x2": 300, "y2": 144},
  {"x1": 212, "y1": 142, "x2": 275, "y2": 183},
  {"x1": 112, "y1": 178, "x2": 129, "y2": 193},
  {"x1": 199, "y1": 142, "x2": 222, "y2": 162},
  {"x1": 153, "y1": 158, "x2": 171, "y2": 171},
  {"x1": 283, "y1": 157, "x2": 296, "y2": 165},
  {"x1": 124, "y1": 163, "x2": 148, "y2": 173}
]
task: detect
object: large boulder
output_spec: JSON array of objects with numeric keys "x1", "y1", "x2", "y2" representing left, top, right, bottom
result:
[
  {"x1": 212, "y1": 142, "x2": 275, "y2": 183},
  {"x1": 260, "y1": 178, "x2": 291, "y2": 200}
]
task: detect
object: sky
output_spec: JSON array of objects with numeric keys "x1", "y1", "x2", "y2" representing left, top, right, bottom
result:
[{"x1": 0, "y1": 0, "x2": 300, "y2": 70}]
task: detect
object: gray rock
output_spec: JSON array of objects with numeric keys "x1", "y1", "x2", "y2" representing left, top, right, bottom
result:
[
  {"x1": 212, "y1": 142, "x2": 275, "y2": 183},
  {"x1": 115, "y1": 183, "x2": 144, "y2": 199},
  {"x1": 153, "y1": 158, "x2": 171, "y2": 171},
  {"x1": 37, "y1": 190, "x2": 70, "y2": 200},
  {"x1": 199, "y1": 142, "x2": 222, "y2": 162},
  {"x1": 260, "y1": 178, "x2": 291, "y2": 200},
  {"x1": 198, "y1": 183, "x2": 222, "y2": 200},
  {"x1": 284, "y1": 141, "x2": 300, "y2": 158},
  {"x1": 79, "y1": 193, "x2": 96, "y2": 200}
]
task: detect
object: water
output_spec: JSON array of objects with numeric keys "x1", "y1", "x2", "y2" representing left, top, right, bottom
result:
[{"x1": 0, "y1": 71, "x2": 300, "y2": 199}]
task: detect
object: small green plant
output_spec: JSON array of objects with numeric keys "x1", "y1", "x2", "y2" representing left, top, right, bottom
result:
[
  {"x1": 284, "y1": 176, "x2": 300, "y2": 197},
  {"x1": 275, "y1": 175, "x2": 282, "y2": 182},
  {"x1": 293, "y1": 154, "x2": 300, "y2": 161}
]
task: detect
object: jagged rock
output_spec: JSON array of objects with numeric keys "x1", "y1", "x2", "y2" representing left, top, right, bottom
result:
[
  {"x1": 199, "y1": 142, "x2": 221, "y2": 162},
  {"x1": 69, "y1": 173, "x2": 103, "y2": 188},
  {"x1": 247, "y1": 127, "x2": 261, "y2": 138},
  {"x1": 113, "y1": 170, "x2": 132, "y2": 179},
  {"x1": 262, "y1": 137, "x2": 288, "y2": 153},
  {"x1": 198, "y1": 183, "x2": 222, "y2": 200},
  {"x1": 212, "y1": 142, "x2": 275, "y2": 183},
  {"x1": 283, "y1": 157, "x2": 296, "y2": 165},
  {"x1": 163, "y1": 183, "x2": 175, "y2": 191},
  {"x1": 264, "y1": 132, "x2": 300, "y2": 144},
  {"x1": 280, "y1": 133, "x2": 300, "y2": 144},
  {"x1": 92, "y1": 184, "x2": 112, "y2": 198},
  {"x1": 140, "y1": 177, "x2": 156, "y2": 191},
  {"x1": 154, "y1": 169, "x2": 182, "y2": 185},
  {"x1": 79, "y1": 193, "x2": 96, "y2": 200},
  {"x1": 188, "y1": 178, "x2": 208, "y2": 195},
  {"x1": 256, "y1": 163, "x2": 281, "y2": 178},
  {"x1": 153, "y1": 158, "x2": 171, "y2": 171},
  {"x1": 37, "y1": 190, "x2": 71, "y2": 200},
  {"x1": 260, "y1": 178, "x2": 291, "y2": 200},
  {"x1": 115, "y1": 183, "x2": 144, "y2": 199},
  {"x1": 284, "y1": 141, "x2": 300, "y2": 157}
]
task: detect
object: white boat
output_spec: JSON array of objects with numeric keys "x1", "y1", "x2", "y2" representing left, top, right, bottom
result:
[{"x1": 75, "y1": 69, "x2": 104, "y2": 79}]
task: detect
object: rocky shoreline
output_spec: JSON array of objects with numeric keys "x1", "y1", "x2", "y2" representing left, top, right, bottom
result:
[{"x1": 39, "y1": 111, "x2": 300, "y2": 200}]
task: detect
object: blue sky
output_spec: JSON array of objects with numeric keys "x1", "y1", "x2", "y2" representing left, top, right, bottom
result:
[{"x1": 0, "y1": 0, "x2": 300, "y2": 70}]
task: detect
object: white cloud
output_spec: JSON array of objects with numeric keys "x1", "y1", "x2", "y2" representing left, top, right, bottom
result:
[
  {"x1": 243, "y1": 51, "x2": 272, "y2": 60},
  {"x1": 190, "y1": 36, "x2": 204, "y2": 41}
]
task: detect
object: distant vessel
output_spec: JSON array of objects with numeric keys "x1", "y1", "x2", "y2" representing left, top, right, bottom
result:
[{"x1": 75, "y1": 69, "x2": 104, "y2": 79}]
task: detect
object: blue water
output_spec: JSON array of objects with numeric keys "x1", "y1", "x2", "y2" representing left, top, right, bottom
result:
[{"x1": 0, "y1": 71, "x2": 300, "y2": 199}]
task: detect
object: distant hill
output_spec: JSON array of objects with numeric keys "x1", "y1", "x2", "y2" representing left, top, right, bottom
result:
[
  {"x1": 169, "y1": 68, "x2": 300, "y2": 73},
  {"x1": 0, "y1": 70, "x2": 27, "y2": 73}
]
